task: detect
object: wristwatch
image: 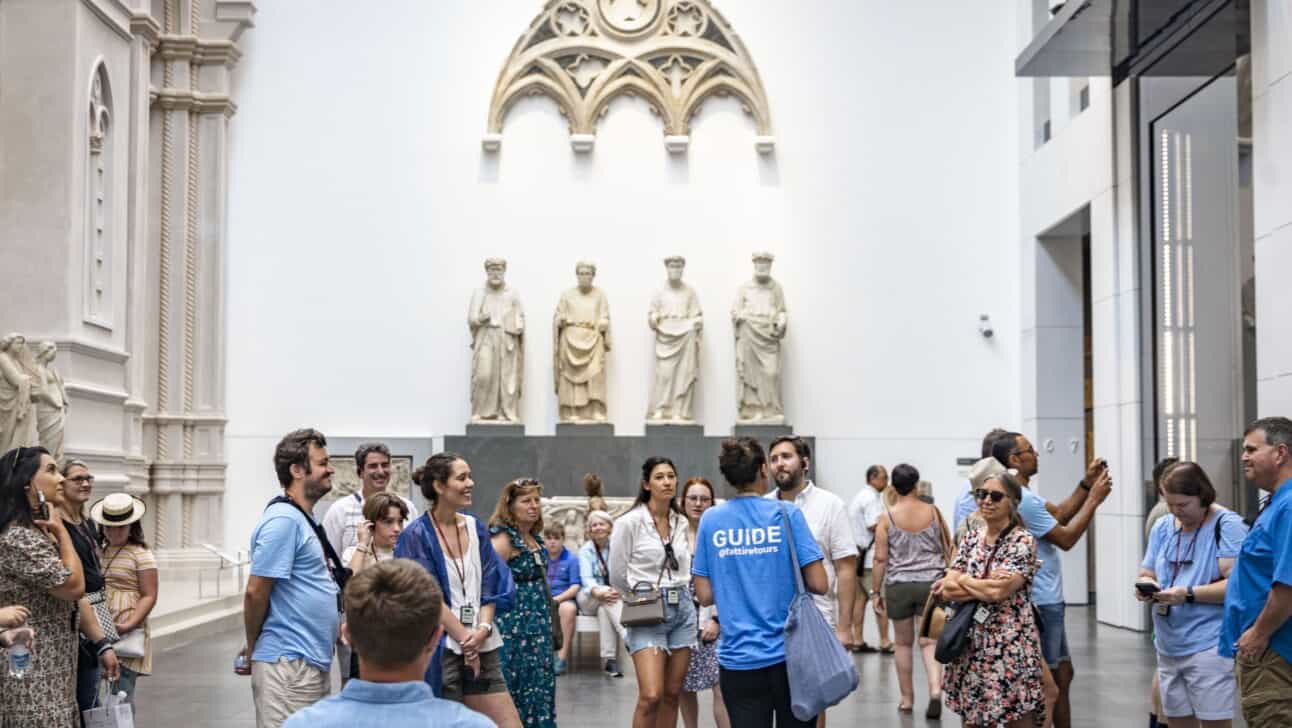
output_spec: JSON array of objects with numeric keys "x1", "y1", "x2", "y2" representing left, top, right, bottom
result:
[
  {"x1": 478, "y1": 622, "x2": 494, "y2": 635},
  {"x1": 1186, "y1": 587, "x2": 1196, "y2": 604}
]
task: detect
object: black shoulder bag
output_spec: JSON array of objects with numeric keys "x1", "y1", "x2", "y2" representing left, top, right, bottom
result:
[{"x1": 266, "y1": 496, "x2": 352, "y2": 609}]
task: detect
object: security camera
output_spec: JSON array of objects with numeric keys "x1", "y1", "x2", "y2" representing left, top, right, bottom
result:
[{"x1": 978, "y1": 314, "x2": 994, "y2": 339}]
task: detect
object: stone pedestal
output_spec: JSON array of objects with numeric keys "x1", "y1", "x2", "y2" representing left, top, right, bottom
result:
[
  {"x1": 733, "y1": 423, "x2": 795, "y2": 441},
  {"x1": 645, "y1": 424, "x2": 704, "y2": 438},
  {"x1": 556, "y1": 423, "x2": 616, "y2": 437},
  {"x1": 466, "y1": 423, "x2": 526, "y2": 437}
]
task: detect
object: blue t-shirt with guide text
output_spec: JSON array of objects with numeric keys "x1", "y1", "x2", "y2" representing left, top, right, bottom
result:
[
  {"x1": 692, "y1": 496, "x2": 823, "y2": 671},
  {"x1": 1142, "y1": 508, "x2": 1247, "y2": 656},
  {"x1": 1018, "y1": 487, "x2": 1064, "y2": 606}
]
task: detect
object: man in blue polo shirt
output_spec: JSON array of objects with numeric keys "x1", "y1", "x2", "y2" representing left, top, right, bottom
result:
[{"x1": 1220, "y1": 416, "x2": 1292, "y2": 727}]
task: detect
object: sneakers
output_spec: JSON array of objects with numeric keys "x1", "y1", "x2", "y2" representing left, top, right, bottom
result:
[
  {"x1": 604, "y1": 659, "x2": 623, "y2": 678},
  {"x1": 554, "y1": 656, "x2": 567, "y2": 676}
]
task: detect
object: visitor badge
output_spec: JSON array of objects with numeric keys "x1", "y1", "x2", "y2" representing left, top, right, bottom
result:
[
  {"x1": 973, "y1": 604, "x2": 991, "y2": 625},
  {"x1": 460, "y1": 603, "x2": 476, "y2": 628},
  {"x1": 666, "y1": 588, "x2": 681, "y2": 605}
]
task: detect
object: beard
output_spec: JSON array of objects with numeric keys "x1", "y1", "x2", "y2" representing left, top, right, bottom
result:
[
  {"x1": 774, "y1": 469, "x2": 803, "y2": 491},
  {"x1": 303, "y1": 472, "x2": 332, "y2": 503}
]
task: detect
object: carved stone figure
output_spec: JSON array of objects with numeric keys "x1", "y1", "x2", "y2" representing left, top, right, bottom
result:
[
  {"x1": 469, "y1": 259, "x2": 525, "y2": 423},
  {"x1": 0, "y1": 333, "x2": 38, "y2": 454},
  {"x1": 33, "y1": 342, "x2": 69, "y2": 461},
  {"x1": 647, "y1": 256, "x2": 703, "y2": 423},
  {"x1": 732, "y1": 253, "x2": 788, "y2": 424},
  {"x1": 554, "y1": 261, "x2": 612, "y2": 422}
]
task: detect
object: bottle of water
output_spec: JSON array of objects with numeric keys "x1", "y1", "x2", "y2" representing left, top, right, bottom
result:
[{"x1": 5, "y1": 628, "x2": 34, "y2": 679}]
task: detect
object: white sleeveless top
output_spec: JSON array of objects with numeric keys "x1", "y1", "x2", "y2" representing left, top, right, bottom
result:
[{"x1": 443, "y1": 514, "x2": 504, "y2": 655}]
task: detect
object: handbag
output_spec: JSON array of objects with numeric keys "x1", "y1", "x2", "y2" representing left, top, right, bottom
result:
[
  {"x1": 780, "y1": 502, "x2": 859, "y2": 721},
  {"x1": 620, "y1": 582, "x2": 667, "y2": 627},
  {"x1": 548, "y1": 592, "x2": 564, "y2": 651},
  {"x1": 87, "y1": 591, "x2": 120, "y2": 643},
  {"x1": 934, "y1": 523, "x2": 1017, "y2": 664},
  {"x1": 919, "y1": 506, "x2": 956, "y2": 642},
  {"x1": 113, "y1": 629, "x2": 146, "y2": 659}
]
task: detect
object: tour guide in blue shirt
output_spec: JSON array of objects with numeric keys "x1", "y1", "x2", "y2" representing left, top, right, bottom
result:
[
  {"x1": 1220, "y1": 417, "x2": 1292, "y2": 727},
  {"x1": 284, "y1": 559, "x2": 492, "y2": 728},
  {"x1": 692, "y1": 437, "x2": 828, "y2": 728}
]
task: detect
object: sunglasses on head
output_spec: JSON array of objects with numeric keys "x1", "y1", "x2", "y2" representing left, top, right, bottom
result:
[
  {"x1": 662, "y1": 542, "x2": 680, "y2": 572},
  {"x1": 974, "y1": 489, "x2": 1007, "y2": 504}
]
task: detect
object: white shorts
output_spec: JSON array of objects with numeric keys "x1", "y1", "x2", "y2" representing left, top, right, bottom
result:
[{"x1": 1157, "y1": 646, "x2": 1237, "y2": 721}]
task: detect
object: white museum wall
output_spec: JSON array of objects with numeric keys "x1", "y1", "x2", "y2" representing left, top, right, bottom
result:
[{"x1": 222, "y1": 1, "x2": 1022, "y2": 551}]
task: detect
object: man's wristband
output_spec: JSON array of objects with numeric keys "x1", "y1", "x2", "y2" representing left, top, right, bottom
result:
[
  {"x1": 94, "y1": 640, "x2": 115, "y2": 656},
  {"x1": 1079, "y1": 479, "x2": 1091, "y2": 492}
]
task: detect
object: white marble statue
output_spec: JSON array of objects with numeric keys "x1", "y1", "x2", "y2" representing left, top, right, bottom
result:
[
  {"x1": 0, "y1": 333, "x2": 38, "y2": 454},
  {"x1": 33, "y1": 341, "x2": 69, "y2": 461},
  {"x1": 469, "y1": 258, "x2": 525, "y2": 423},
  {"x1": 553, "y1": 261, "x2": 612, "y2": 422},
  {"x1": 732, "y1": 252, "x2": 788, "y2": 424},
  {"x1": 647, "y1": 256, "x2": 703, "y2": 423}
]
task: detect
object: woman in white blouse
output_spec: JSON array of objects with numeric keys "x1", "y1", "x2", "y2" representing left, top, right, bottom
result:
[{"x1": 610, "y1": 456, "x2": 695, "y2": 728}]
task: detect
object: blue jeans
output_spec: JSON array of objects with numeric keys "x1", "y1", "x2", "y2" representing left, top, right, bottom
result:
[
  {"x1": 1036, "y1": 603, "x2": 1071, "y2": 668},
  {"x1": 76, "y1": 653, "x2": 100, "y2": 725},
  {"x1": 625, "y1": 587, "x2": 697, "y2": 655},
  {"x1": 114, "y1": 667, "x2": 141, "y2": 703}
]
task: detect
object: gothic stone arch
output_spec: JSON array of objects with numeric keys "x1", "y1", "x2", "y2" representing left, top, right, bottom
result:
[{"x1": 483, "y1": 0, "x2": 775, "y2": 154}]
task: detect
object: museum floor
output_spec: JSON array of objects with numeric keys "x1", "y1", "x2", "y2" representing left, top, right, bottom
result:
[{"x1": 132, "y1": 607, "x2": 1235, "y2": 727}]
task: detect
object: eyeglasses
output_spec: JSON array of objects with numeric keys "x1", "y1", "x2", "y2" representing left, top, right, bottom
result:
[
  {"x1": 66, "y1": 475, "x2": 95, "y2": 485},
  {"x1": 973, "y1": 489, "x2": 1007, "y2": 504},
  {"x1": 1012, "y1": 447, "x2": 1037, "y2": 458},
  {"x1": 685, "y1": 495, "x2": 712, "y2": 504}
]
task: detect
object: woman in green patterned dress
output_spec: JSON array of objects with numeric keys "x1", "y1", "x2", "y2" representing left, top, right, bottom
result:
[{"x1": 489, "y1": 478, "x2": 557, "y2": 728}]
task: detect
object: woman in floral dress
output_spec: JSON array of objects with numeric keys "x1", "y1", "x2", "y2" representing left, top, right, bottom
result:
[
  {"x1": 936, "y1": 472, "x2": 1045, "y2": 728},
  {"x1": 0, "y1": 447, "x2": 87, "y2": 728},
  {"x1": 489, "y1": 478, "x2": 557, "y2": 728}
]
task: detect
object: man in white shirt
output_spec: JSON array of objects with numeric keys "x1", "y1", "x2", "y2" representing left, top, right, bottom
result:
[
  {"x1": 322, "y1": 443, "x2": 418, "y2": 557},
  {"x1": 767, "y1": 437, "x2": 857, "y2": 643},
  {"x1": 320, "y1": 442, "x2": 417, "y2": 682},
  {"x1": 846, "y1": 464, "x2": 892, "y2": 653}
]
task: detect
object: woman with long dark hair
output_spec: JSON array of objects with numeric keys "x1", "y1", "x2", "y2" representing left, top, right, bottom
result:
[
  {"x1": 610, "y1": 456, "x2": 695, "y2": 728},
  {"x1": 395, "y1": 452, "x2": 521, "y2": 728},
  {"x1": 489, "y1": 477, "x2": 557, "y2": 728},
  {"x1": 0, "y1": 446, "x2": 88, "y2": 727}
]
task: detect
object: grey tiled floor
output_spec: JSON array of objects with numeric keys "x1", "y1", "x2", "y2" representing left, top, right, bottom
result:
[{"x1": 134, "y1": 607, "x2": 1183, "y2": 727}]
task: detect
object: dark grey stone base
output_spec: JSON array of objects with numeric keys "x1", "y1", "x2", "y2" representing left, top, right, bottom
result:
[
  {"x1": 466, "y1": 423, "x2": 526, "y2": 437},
  {"x1": 732, "y1": 423, "x2": 795, "y2": 441},
  {"x1": 444, "y1": 428, "x2": 815, "y2": 519},
  {"x1": 555, "y1": 422, "x2": 615, "y2": 437}
]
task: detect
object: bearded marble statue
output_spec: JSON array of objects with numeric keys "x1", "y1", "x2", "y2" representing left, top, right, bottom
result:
[
  {"x1": 469, "y1": 258, "x2": 525, "y2": 423},
  {"x1": 732, "y1": 253, "x2": 788, "y2": 424},
  {"x1": 32, "y1": 342, "x2": 69, "y2": 461},
  {"x1": 647, "y1": 256, "x2": 703, "y2": 423},
  {"x1": 553, "y1": 261, "x2": 611, "y2": 422},
  {"x1": 0, "y1": 333, "x2": 39, "y2": 454}
]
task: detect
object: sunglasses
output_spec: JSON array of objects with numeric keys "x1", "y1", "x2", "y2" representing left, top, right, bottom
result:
[
  {"x1": 66, "y1": 475, "x2": 95, "y2": 485},
  {"x1": 973, "y1": 489, "x2": 1007, "y2": 504},
  {"x1": 662, "y1": 543, "x2": 680, "y2": 572}
]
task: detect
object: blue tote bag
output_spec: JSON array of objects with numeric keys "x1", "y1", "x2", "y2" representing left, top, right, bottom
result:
[{"x1": 779, "y1": 502, "x2": 859, "y2": 720}]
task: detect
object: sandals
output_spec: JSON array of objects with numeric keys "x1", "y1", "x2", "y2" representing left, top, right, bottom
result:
[
  {"x1": 926, "y1": 696, "x2": 943, "y2": 720},
  {"x1": 852, "y1": 642, "x2": 879, "y2": 654},
  {"x1": 879, "y1": 643, "x2": 896, "y2": 655}
]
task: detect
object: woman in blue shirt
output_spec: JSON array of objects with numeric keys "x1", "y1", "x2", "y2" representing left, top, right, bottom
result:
[
  {"x1": 692, "y1": 437, "x2": 827, "y2": 728},
  {"x1": 1137, "y1": 461, "x2": 1248, "y2": 727}
]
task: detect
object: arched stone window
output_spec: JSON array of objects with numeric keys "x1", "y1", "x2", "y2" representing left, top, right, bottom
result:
[{"x1": 85, "y1": 63, "x2": 113, "y2": 328}]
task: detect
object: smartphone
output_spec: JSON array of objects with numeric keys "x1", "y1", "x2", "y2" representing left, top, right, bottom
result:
[
  {"x1": 33, "y1": 492, "x2": 49, "y2": 521},
  {"x1": 1135, "y1": 582, "x2": 1161, "y2": 596}
]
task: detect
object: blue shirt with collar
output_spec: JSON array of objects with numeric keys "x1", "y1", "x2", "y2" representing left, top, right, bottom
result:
[
  {"x1": 547, "y1": 546, "x2": 581, "y2": 597},
  {"x1": 953, "y1": 479, "x2": 976, "y2": 532},
  {"x1": 282, "y1": 679, "x2": 493, "y2": 728},
  {"x1": 1220, "y1": 477, "x2": 1292, "y2": 662}
]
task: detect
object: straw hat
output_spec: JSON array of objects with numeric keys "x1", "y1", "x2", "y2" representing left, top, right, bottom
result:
[{"x1": 89, "y1": 493, "x2": 147, "y2": 528}]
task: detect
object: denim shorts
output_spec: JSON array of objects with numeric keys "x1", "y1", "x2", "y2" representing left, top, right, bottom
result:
[
  {"x1": 1036, "y1": 603, "x2": 1070, "y2": 667},
  {"x1": 625, "y1": 586, "x2": 697, "y2": 655}
]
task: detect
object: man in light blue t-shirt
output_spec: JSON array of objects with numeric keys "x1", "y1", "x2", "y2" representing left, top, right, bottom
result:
[
  {"x1": 992, "y1": 431, "x2": 1112, "y2": 728},
  {"x1": 284, "y1": 560, "x2": 492, "y2": 728},
  {"x1": 693, "y1": 437, "x2": 827, "y2": 728},
  {"x1": 238, "y1": 429, "x2": 343, "y2": 728}
]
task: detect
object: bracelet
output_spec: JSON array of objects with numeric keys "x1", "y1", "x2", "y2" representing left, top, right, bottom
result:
[
  {"x1": 1079, "y1": 480, "x2": 1091, "y2": 492},
  {"x1": 95, "y1": 640, "x2": 115, "y2": 656}
]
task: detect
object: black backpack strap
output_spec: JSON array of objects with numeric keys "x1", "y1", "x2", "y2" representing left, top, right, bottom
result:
[{"x1": 267, "y1": 495, "x2": 349, "y2": 583}]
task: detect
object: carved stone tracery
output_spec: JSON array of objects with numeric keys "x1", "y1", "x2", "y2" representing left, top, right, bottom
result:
[{"x1": 484, "y1": 0, "x2": 774, "y2": 153}]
